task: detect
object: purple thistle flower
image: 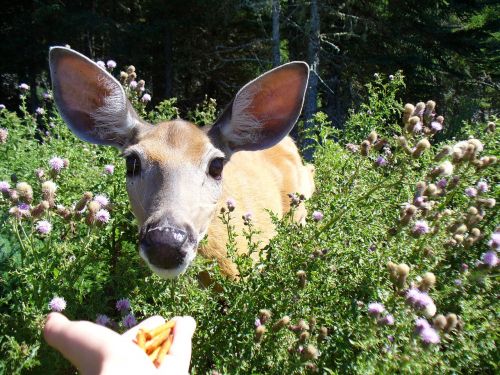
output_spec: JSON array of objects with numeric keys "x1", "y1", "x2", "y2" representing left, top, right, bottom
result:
[
  {"x1": 0, "y1": 181, "x2": 10, "y2": 193},
  {"x1": 368, "y1": 302, "x2": 385, "y2": 317},
  {"x1": 96, "y1": 61, "x2": 106, "y2": 69},
  {"x1": 413, "y1": 121, "x2": 423, "y2": 133},
  {"x1": 406, "y1": 288, "x2": 421, "y2": 305},
  {"x1": 48, "y1": 296, "x2": 67, "y2": 312},
  {"x1": 36, "y1": 220, "x2": 52, "y2": 234},
  {"x1": 49, "y1": 157, "x2": 65, "y2": 172},
  {"x1": 412, "y1": 220, "x2": 430, "y2": 235},
  {"x1": 415, "y1": 318, "x2": 431, "y2": 334},
  {"x1": 482, "y1": 251, "x2": 498, "y2": 268},
  {"x1": 129, "y1": 80, "x2": 138, "y2": 89},
  {"x1": 0, "y1": 128, "x2": 8, "y2": 143},
  {"x1": 43, "y1": 92, "x2": 53, "y2": 100},
  {"x1": 476, "y1": 181, "x2": 488, "y2": 193},
  {"x1": 437, "y1": 178, "x2": 447, "y2": 189},
  {"x1": 103, "y1": 164, "x2": 115, "y2": 175},
  {"x1": 454, "y1": 279, "x2": 462, "y2": 286},
  {"x1": 378, "y1": 314, "x2": 395, "y2": 326},
  {"x1": 387, "y1": 335, "x2": 394, "y2": 342},
  {"x1": 226, "y1": 198, "x2": 236, "y2": 211},
  {"x1": 122, "y1": 313, "x2": 137, "y2": 329},
  {"x1": 461, "y1": 263, "x2": 469, "y2": 272},
  {"x1": 414, "y1": 292, "x2": 433, "y2": 309},
  {"x1": 375, "y1": 156, "x2": 388, "y2": 167},
  {"x1": 420, "y1": 327, "x2": 440, "y2": 345},
  {"x1": 106, "y1": 60, "x2": 117, "y2": 69},
  {"x1": 96, "y1": 209, "x2": 110, "y2": 223},
  {"x1": 116, "y1": 298, "x2": 131, "y2": 312},
  {"x1": 94, "y1": 194, "x2": 109, "y2": 207},
  {"x1": 254, "y1": 318, "x2": 262, "y2": 327},
  {"x1": 243, "y1": 211, "x2": 253, "y2": 221},
  {"x1": 430, "y1": 121, "x2": 443, "y2": 132},
  {"x1": 464, "y1": 187, "x2": 477, "y2": 198},
  {"x1": 18, "y1": 83, "x2": 30, "y2": 91},
  {"x1": 312, "y1": 210, "x2": 324, "y2": 222},
  {"x1": 18, "y1": 203, "x2": 31, "y2": 214},
  {"x1": 345, "y1": 143, "x2": 359, "y2": 153},
  {"x1": 0, "y1": 104, "x2": 5, "y2": 110},
  {"x1": 489, "y1": 232, "x2": 500, "y2": 250},
  {"x1": 96, "y1": 314, "x2": 111, "y2": 326},
  {"x1": 35, "y1": 107, "x2": 45, "y2": 116},
  {"x1": 141, "y1": 93, "x2": 152, "y2": 103}
]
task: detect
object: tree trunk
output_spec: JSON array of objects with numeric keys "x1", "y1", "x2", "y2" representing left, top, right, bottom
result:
[
  {"x1": 272, "y1": 0, "x2": 281, "y2": 67},
  {"x1": 302, "y1": 0, "x2": 320, "y2": 160}
]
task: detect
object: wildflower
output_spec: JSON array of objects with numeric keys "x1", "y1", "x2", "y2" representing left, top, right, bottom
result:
[
  {"x1": 454, "y1": 279, "x2": 462, "y2": 286},
  {"x1": 387, "y1": 335, "x2": 394, "y2": 342},
  {"x1": 403, "y1": 104, "x2": 415, "y2": 124},
  {"x1": 301, "y1": 344, "x2": 319, "y2": 360},
  {"x1": 74, "y1": 191, "x2": 93, "y2": 212},
  {"x1": 406, "y1": 288, "x2": 421, "y2": 305},
  {"x1": 346, "y1": 143, "x2": 359, "y2": 153},
  {"x1": 88, "y1": 201, "x2": 101, "y2": 214},
  {"x1": 116, "y1": 298, "x2": 131, "y2": 312},
  {"x1": 96, "y1": 61, "x2": 106, "y2": 69},
  {"x1": 437, "y1": 178, "x2": 447, "y2": 189},
  {"x1": 35, "y1": 169, "x2": 45, "y2": 180},
  {"x1": 433, "y1": 315, "x2": 447, "y2": 331},
  {"x1": 488, "y1": 232, "x2": 500, "y2": 250},
  {"x1": 0, "y1": 128, "x2": 8, "y2": 143},
  {"x1": 254, "y1": 318, "x2": 262, "y2": 327},
  {"x1": 35, "y1": 107, "x2": 45, "y2": 116},
  {"x1": 430, "y1": 121, "x2": 443, "y2": 132},
  {"x1": 129, "y1": 80, "x2": 138, "y2": 89},
  {"x1": 423, "y1": 302, "x2": 437, "y2": 318},
  {"x1": 415, "y1": 318, "x2": 430, "y2": 334},
  {"x1": 444, "y1": 313, "x2": 458, "y2": 332},
  {"x1": 43, "y1": 92, "x2": 53, "y2": 100},
  {"x1": 0, "y1": 104, "x2": 5, "y2": 110},
  {"x1": 312, "y1": 210, "x2": 324, "y2": 222},
  {"x1": 420, "y1": 327, "x2": 440, "y2": 345},
  {"x1": 477, "y1": 181, "x2": 488, "y2": 193},
  {"x1": 141, "y1": 93, "x2": 152, "y2": 103},
  {"x1": 412, "y1": 220, "x2": 430, "y2": 235},
  {"x1": 48, "y1": 297, "x2": 67, "y2": 312},
  {"x1": 420, "y1": 272, "x2": 436, "y2": 292},
  {"x1": 272, "y1": 316, "x2": 291, "y2": 332},
  {"x1": 242, "y1": 211, "x2": 253, "y2": 222},
  {"x1": 106, "y1": 60, "x2": 117, "y2": 69},
  {"x1": 49, "y1": 156, "x2": 65, "y2": 172},
  {"x1": 464, "y1": 187, "x2": 477, "y2": 198},
  {"x1": 412, "y1": 138, "x2": 431, "y2": 158},
  {"x1": 360, "y1": 140, "x2": 371, "y2": 156},
  {"x1": 96, "y1": 209, "x2": 110, "y2": 223},
  {"x1": 17, "y1": 203, "x2": 31, "y2": 217},
  {"x1": 226, "y1": 198, "x2": 235, "y2": 212},
  {"x1": 375, "y1": 156, "x2": 387, "y2": 167},
  {"x1": 378, "y1": 314, "x2": 394, "y2": 326},
  {"x1": 122, "y1": 313, "x2": 137, "y2": 329},
  {"x1": 259, "y1": 309, "x2": 272, "y2": 324},
  {"x1": 94, "y1": 194, "x2": 109, "y2": 207},
  {"x1": 367, "y1": 302, "x2": 385, "y2": 317},
  {"x1": 414, "y1": 292, "x2": 433, "y2": 309},
  {"x1": 437, "y1": 161, "x2": 454, "y2": 177},
  {"x1": 255, "y1": 325, "x2": 267, "y2": 343},
  {"x1": 96, "y1": 314, "x2": 111, "y2": 326},
  {"x1": 36, "y1": 220, "x2": 52, "y2": 235},
  {"x1": 482, "y1": 251, "x2": 498, "y2": 268},
  {"x1": 18, "y1": 83, "x2": 30, "y2": 92}
]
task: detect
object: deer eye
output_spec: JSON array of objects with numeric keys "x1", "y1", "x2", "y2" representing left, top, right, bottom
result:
[
  {"x1": 208, "y1": 157, "x2": 224, "y2": 180},
  {"x1": 125, "y1": 153, "x2": 141, "y2": 177}
]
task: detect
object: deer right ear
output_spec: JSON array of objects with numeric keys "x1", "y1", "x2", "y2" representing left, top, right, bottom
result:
[{"x1": 49, "y1": 46, "x2": 146, "y2": 148}]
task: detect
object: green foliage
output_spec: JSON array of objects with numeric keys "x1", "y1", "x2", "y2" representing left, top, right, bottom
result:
[{"x1": 0, "y1": 78, "x2": 498, "y2": 374}]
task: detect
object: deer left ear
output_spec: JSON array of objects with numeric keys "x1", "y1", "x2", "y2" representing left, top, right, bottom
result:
[{"x1": 209, "y1": 62, "x2": 309, "y2": 154}]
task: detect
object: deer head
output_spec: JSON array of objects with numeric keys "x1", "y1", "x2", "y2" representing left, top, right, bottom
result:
[{"x1": 49, "y1": 47, "x2": 309, "y2": 278}]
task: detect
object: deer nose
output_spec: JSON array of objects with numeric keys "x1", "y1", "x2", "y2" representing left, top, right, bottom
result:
[{"x1": 140, "y1": 226, "x2": 188, "y2": 269}]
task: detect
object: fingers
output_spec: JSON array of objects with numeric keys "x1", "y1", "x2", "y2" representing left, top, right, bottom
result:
[
  {"x1": 159, "y1": 316, "x2": 196, "y2": 373},
  {"x1": 122, "y1": 315, "x2": 165, "y2": 342},
  {"x1": 44, "y1": 312, "x2": 122, "y2": 373}
]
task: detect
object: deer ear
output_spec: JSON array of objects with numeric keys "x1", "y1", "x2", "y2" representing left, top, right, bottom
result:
[
  {"x1": 49, "y1": 46, "x2": 144, "y2": 148},
  {"x1": 209, "y1": 62, "x2": 309, "y2": 153}
]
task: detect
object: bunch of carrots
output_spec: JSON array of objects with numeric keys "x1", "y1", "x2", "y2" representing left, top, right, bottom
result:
[{"x1": 135, "y1": 320, "x2": 176, "y2": 368}]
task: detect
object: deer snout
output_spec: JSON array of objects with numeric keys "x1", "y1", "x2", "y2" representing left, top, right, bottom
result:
[{"x1": 140, "y1": 225, "x2": 190, "y2": 270}]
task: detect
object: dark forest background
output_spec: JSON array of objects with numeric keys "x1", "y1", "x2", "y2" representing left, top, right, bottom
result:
[{"x1": 0, "y1": 0, "x2": 498, "y2": 139}]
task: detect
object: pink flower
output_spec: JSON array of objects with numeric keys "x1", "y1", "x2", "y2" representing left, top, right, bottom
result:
[
  {"x1": 0, "y1": 181, "x2": 10, "y2": 193},
  {"x1": 18, "y1": 83, "x2": 30, "y2": 91},
  {"x1": 96, "y1": 61, "x2": 106, "y2": 69},
  {"x1": 412, "y1": 220, "x2": 430, "y2": 235},
  {"x1": 378, "y1": 314, "x2": 394, "y2": 326},
  {"x1": 106, "y1": 60, "x2": 117, "y2": 69},
  {"x1": 464, "y1": 187, "x2": 477, "y2": 198},
  {"x1": 49, "y1": 157, "x2": 65, "y2": 172},
  {"x1": 129, "y1": 81, "x2": 138, "y2": 89},
  {"x1": 489, "y1": 232, "x2": 500, "y2": 250},
  {"x1": 312, "y1": 211, "x2": 324, "y2": 222},
  {"x1": 96, "y1": 314, "x2": 111, "y2": 326},
  {"x1": 414, "y1": 318, "x2": 430, "y2": 334},
  {"x1": 35, "y1": 107, "x2": 45, "y2": 116},
  {"x1": 420, "y1": 327, "x2": 440, "y2": 344},
  {"x1": 0, "y1": 128, "x2": 8, "y2": 144},
  {"x1": 226, "y1": 198, "x2": 235, "y2": 211},
  {"x1": 375, "y1": 156, "x2": 388, "y2": 167},
  {"x1": 141, "y1": 93, "x2": 151, "y2": 103},
  {"x1": 94, "y1": 194, "x2": 109, "y2": 207},
  {"x1": 430, "y1": 121, "x2": 443, "y2": 132},
  {"x1": 36, "y1": 220, "x2": 52, "y2": 234},
  {"x1": 104, "y1": 164, "x2": 115, "y2": 174},
  {"x1": 48, "y1": 296, "x2": 67, "y2": 312},
  {"x1": 482, "y1": 251, "x2": 498, "y2": 268},
  {"x1": 122, "y1": 313, "x2": 137, "y2": 329},
  {"x1": 96, "y1": 209, "x2": 110, "y2": 223},
  {"x1": 368, "y1": 302, "x2": 385, "y2": 317},
  {"x1": 476, "y1": 181, "x2": 488, "y2": 193}
]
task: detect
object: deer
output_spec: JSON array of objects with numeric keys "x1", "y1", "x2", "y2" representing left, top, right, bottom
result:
[{"x1": 49, "y1": 46, "x2": 315, "y2": 281}]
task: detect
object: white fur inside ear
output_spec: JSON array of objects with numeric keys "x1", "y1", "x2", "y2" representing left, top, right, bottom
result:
[
  {"x1": 90, "y1": 73, "x2": 136, "y2": 144},
  {"x1": 223, "y1": 82, "x2": 263, "y2": 146}
]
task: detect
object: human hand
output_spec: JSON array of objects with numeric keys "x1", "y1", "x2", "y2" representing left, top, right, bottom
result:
[{"x1": 43, "y1": 312, "x2": 196, "y2": 375}]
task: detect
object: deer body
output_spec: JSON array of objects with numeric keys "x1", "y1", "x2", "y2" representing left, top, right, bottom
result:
[{"x1": 49, "y1": 47, "x2": 313, "y2": 279}]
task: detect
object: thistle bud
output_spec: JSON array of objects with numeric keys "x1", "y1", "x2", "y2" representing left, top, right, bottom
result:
[
  {"x1": 298, "y1": 319, "x2": 310, "y2": 332},
  {"x1": 470, "y1": 228, "x2": 481, "y2": 238},
  {"x1": 254, "y1": 325, "x2": 266, "y2": 343},
  {"x1": 297, "y1": 270, "x2": 307, "y2": 288},
  {"x1": 75, "y1": 192, "x2": 93, "y2": 212},
  {"x1": 476, "y1": 198, "x2": 496, "y2": 208},
  {"x1": 433, "y1": 314, "x2": 447, "y2": 331},
  {"x1": 413, "y1": 102, "x2": 425, "y2": 117},
  {"x1": 272, "y1": 316, "x2": 291, "y2": 331},
  {"x1": 127, "y1": 65, "x2": 136, "y2": 74},
  {"x1": 387, "y1": 261, "x2": 398, "y2": 282},
  {"x1": 435, "y1": 146, "x2": 452, "y2": 161},
  {"x1": 444, "y1": 313, "x2": 458, "y2": 332},
  {"x1": 454, "y1": 224, "x2": 468, "y2": 235},
  {"x1": 120, "y1": 71, "x2": 128, "y2": 81},
  {"x1": 259, "y1": 309, "x2": 272, "y2": 324},
  {"x1": 420, "y1": 272, "x2": 436, "y2": 291},
  {"x1": 308, "y1": 317, "x2": 317, "y2": 331},
  {"x1": 41, "y1": 180, "x2": 57, "y2": 206},
  {"x1": 407, "y1": 116, "x2": 421, "y2": 133},
  {"x1": 301, "y1": 345, "x2": 319, "y2": 360},
  {"x1": 486, "y1": 122, "x2": 495, "y2": 133},
  {"x1": 88, "y1": 200, "x2": 101, "y2": 213},
  {"x1": 9, "y1": 189, "x2": 19, "y2": 203},
  {"x1": 412, "y1": 139, "x2": 431, "y2": 158},
  {"x1": 396, "y1": 263, "x2": 410, "y2": 288},
  {"x1": 367, "y1": 130, "x2": 377, "y2": 144},
  {"x1": 436, "y1": 115, "x2": 444, "y2": 124},
  {"x1": 403, "y1": 103, "x2": 415, "y2": 124},
  {"x1": 318, "y1": 326, "x2": 328, "y2": 341},
  {"x1": 31, "y1": 201, "x2": 50, "y2": 218},
  {"x1": 424, "y1": 184, "x2": 438, "y2": 197},
  {"x1": 16, "y1": 182, "x2": 33, "y2": 203},
  {"x1": 299, "y1": 331, "x2": 310, "y2": 343},
  {"x1": 56, "y1": 205, "x2": 72, "y2": 220},
  {"x1": 360, "y1": 140, "x2": 371, "y2": 156}
]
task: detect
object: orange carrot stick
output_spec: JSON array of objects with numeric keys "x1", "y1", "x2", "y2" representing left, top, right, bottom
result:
[
  {"x1": 154, "y1": 334, "x2": 174, "y2": 368},
  {"x1": 136, "y1": 329, "x2": 146, "y2": 349},
  {"x1": 145, "y1": 328, "x2": 171, "y2": 354},
  {"x1": 145, "y1": 320, "x2": 176, "y2": 340},
  {"x1": 148, "y1": 346, "x2": 161, "y2": 361}
]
